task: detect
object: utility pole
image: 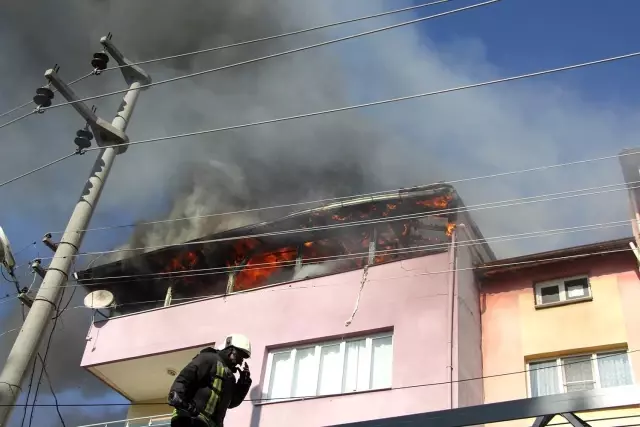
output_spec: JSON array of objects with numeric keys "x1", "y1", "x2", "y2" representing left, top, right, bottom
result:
[{"x1": 0, "y1": 35, "x2": 150, "y2": 425}]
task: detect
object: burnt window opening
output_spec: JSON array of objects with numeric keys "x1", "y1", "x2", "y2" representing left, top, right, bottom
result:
[{"x1": 76, "y1": 184, "x2": 492, "y2": 318}]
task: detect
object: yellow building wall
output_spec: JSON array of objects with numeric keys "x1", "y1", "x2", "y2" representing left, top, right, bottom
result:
[{"x1": 482, "y1": 256, "x2": 640, "y2": 426}]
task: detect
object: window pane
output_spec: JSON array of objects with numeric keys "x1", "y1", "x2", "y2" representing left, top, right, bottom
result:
[
  {"x1": 565, "y1": 278, "x2": 589, "y2": 299},
  {"x1": 268, "y1": 352, "x2": 294, "y2": 399},
  {"x1": 292, "y1": 347, "x2": 317, "y2": 397},
  {"x1": 371, "y1": 337, "x2": 393, "y2": 389},
  {"x1": 563, "y1": 356, "x2": 594, "y2": 392},
  {"x1": 598, "y1": 352, "x2": 634, "y2": 388},
  {"x1": 540, "y1": 285, "x2": 560, "y2": 304},
  {"x1": 343, "y1": 340, "x2": 368, "y2": 393},
  {"x1": 530, "y1": 361, "x2": 560, "y2": 397},
  {"x1": 317, "y1": 344, "x2": 343, "y2": 395}
]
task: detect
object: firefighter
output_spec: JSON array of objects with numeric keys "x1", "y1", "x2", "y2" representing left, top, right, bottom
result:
[{"x1": 168, "y1": 334, "x2": 252, "y2": 427}]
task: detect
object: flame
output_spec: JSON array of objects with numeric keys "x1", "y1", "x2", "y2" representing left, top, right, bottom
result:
[
  {"x1": 416, "y1": 194, "x2": 453, "y2": 209},
  {"x1": 446, "y1": 222, "x2": 456, "y2": 236},
  {"x1": 234, "y1": 247, "x2": 297, "y2": 290}
]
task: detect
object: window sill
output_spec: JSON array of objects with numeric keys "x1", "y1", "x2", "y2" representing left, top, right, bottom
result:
[
  {"x1": 535, "y1": 296, "x2": 593, "y2": 310},
  {"x1": 254, "y1": 387, "x2": 392, "y2": 406}
]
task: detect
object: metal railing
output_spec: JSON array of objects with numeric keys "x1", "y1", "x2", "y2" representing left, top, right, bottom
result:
[{"x1": 76, "y1": 412, "x2": 172, "y2": 427}]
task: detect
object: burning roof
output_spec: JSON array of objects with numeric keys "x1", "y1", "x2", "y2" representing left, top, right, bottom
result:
[{"x1": 76, "y1": 183, "x2": 494, "y2": 315}]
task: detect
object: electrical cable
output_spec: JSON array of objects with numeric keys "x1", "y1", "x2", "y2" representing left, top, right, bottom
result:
[
  {"x1": 0, "y1": 152, "x2": 78, "y2": 189},
  {"x1": 0, "y1": 72, "x2": 93, "y2": 122},
  {"x1": 2, "y1": 348, "x2": 638, "y2": 408},
  {"x1": 80, "y1": 50, "x2": 640, "y2": 153},
  {"x1": 0, "y1": 101, "x2": 33, "y2": 121},
  {"x1": 104, "y1": 0, "x2": 453, "y2": 71},
  {"x1": 0, "y1": 0, "x2": 451, "y2": 123},
  {"x1": 0, "y1": 111, "x2": 36, "y2": 131},
  {"x1": 1, "y1": 266, "x2": 20, "y2": 293},
  {"x1": 36, "y1": 353, "x2": 66, "y2": 427},
  {"x1": 27, "y1": 288, "x2": 63, "y2": 427},
  {"x1": 20, "y1": 307, "x2": 37, "y2": 427},
  {"x1": 49, "y1": 222, "x2": 637, "y2": 292},
  {"x1": 76, "y1": 218, "x2": 632, "y2": 286},
  {"x1": 42, "y1": 1, "x2": 499, "y2": 112},
  {"x1": 40, "y1": 179, "x2": 640, "y2": 261},
  {"x1": 49, "y1": 150, "x2": 640, "y2": 236}
]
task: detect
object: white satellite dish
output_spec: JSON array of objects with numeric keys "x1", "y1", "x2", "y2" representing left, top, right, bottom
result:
[
  {"x1": 0, "y1": 226, "x2": 16, "y2": 272},
  {"x1": 83, "y1": 290, "x2": 115, "y2": 309}
]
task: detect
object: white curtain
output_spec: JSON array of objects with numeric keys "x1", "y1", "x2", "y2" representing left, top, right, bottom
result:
[
  {"x1": 268, "y1": 352, "x2": 293, "y2": 399},
  {"x1": 317, "y1": 344, "x2": 342, "y2": 395},
  {"x1": 371, "y1": 337, "x2": 393, "y2": 389},
  {"x1": 563, "y1": 355, "x2": 594, "y2": 392},
  {"x1": 343, "y1": 340, "x2": 368, "y2": 393},
  {"x1": 598, "y1": 353, "x2": 633, "y2": 388},
  {"x1": 530, "y1": 360, "x2": 559, "y2": 397},
  {"x1": 292, "y1": 347, "x2": 317, "y2": 397}
]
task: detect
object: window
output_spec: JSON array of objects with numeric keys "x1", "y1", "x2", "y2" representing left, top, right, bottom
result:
[
  {"x1": 262, "y1": 333, "x2": 393, "y2": 401},
  {"x1": 528, "y1": 351, "x2": 633, "y2": 397},
  {"x1": 534, "y1": 276, "x2": 591, "y2": 307}
]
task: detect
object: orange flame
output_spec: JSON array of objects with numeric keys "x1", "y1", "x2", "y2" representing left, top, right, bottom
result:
[
  {"x1": 446, "y1": 222, "x2": 456, "y2": 236},
  {"x1": 234, "y1": 247, "x2": 297, "y2": 290}
]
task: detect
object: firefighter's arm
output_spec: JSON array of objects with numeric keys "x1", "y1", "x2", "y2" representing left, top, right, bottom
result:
[
  {"x1": 169, "y1": 353, "x2": 215, "y2": 399},
  {"x1": 229, "y1": 363, "x2": 252, "y2": 408}
]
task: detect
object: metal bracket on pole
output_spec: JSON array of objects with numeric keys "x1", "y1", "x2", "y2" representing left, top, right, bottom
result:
[
  {"x1": 100, "y1": 34, "x2": 151, "y2": 87},
  {"x1": 44, "y1": 69, "x2": 130, "y2": 152},
  {"x1": 533, "y1": 412, "x2": 592, "y2": 427}
]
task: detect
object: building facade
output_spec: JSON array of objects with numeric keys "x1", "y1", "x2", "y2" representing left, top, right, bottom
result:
[
  {"x1": 481, "y1": 238, "x2": 640, "y2": 426},
  {"x1": 81, "y1": 240, "x2": 484, "y2": 426},
  {"x1": 76, "y1": 184, "x2": 495, "y2": 426}
]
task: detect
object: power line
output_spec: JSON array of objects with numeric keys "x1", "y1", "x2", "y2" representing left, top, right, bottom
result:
[
  {"x1": 104, "y1": 0, "x2": 453, "y2": 71},
  {"x1": 2, "y1": 348, "x2": 637, "y2": 407},
  {"x1": 77, "y1": 219, "x2": 631, "y2": 285},
  {"x1": 0, "y1": 153, "x2": 78, "y2": 189},
  {"x1": 42, "y1": 1, "x2": 500, "y2": 112},
  {"x1": 0, "y1": 111, "x2": 35, "y2": 131},
  {"x1": 0, "y1": 72, "x2": 93, "y2": 123},
  {"x1": 49, "y1": 150, "x2": 640, "y2": 236},
  {"x1": 80, "y1": 51, "x2": 640, "y2": 153},
  {"x1": 49, "y1": 220, "x2": 635, "y2": 291},
  {"x1": 65, "y1": 225, "x2": 633, "y2": 309},
  {"x1": 0, "y1": 101, "x2": 33, "y2": 121},
  {"x1": 41, "y1": 179, "x2": 640, "y2": 261},
  {"x1": 27, "y1": 290, "x2": 63, "y2": 427}
]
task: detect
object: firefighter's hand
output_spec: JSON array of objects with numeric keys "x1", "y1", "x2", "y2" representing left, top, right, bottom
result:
[
  {"x1": 168, "y1": 391, "x2": 199, "y2": 416},
  {"x1": 168, "y1": 391, "x2": 184, "y2": 408},
  {"x1": 239, "y1": 362, "x2": 251, "y2": 384}
]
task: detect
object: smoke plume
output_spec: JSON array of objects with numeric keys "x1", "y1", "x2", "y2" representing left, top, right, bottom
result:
[{"x1": 1, "y1": 0, "x2": 638, "y2": 426}]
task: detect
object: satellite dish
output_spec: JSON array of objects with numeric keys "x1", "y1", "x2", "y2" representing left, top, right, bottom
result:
[
  {"x1": 84, "y1": 290, "x2": 115, "y2": 309},
  {"x1": 0, "y1": 226, "x2": 16, "y2": 272}
]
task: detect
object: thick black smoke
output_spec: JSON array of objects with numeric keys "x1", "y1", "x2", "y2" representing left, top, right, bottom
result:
[{"x1": 0, "y1": 0, "x2": 426, "y2": 425}]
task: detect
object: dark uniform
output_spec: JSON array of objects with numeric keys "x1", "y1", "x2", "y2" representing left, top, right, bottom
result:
[{"x1": 169, "y1": 347, "x2": 252, "y2": 427}]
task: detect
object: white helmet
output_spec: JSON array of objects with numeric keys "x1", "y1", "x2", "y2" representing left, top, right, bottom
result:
[{"x1": 223, "y1": 334, "x2": 251, "y2": 358}]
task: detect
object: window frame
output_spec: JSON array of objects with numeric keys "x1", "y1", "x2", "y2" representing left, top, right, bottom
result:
[
  {"x1": 525, "y1": 350, "x2": 634, "y2": 398},
  {"x1": 261, "y1": 332, "x2": 393, "y2": 403},
  {"x1": 533, "y1": 275, "x2": 592, "y2": 308}
]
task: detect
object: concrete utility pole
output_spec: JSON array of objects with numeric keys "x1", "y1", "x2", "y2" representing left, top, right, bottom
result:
[{"x1": 0, "y1": 35, "x2": 150, "y2": 426}]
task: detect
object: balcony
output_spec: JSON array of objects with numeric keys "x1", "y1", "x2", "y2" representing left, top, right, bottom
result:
[{"x1": 77, "y1": 413, "x2": 171, "y2": 427}]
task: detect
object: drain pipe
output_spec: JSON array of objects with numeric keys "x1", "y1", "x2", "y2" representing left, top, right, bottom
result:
[{"x1": 446, "y1": 229, "x2": 457, "y2": 409}]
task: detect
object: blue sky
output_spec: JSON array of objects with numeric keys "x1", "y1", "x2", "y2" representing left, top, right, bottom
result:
[{"x1": 1, "y1": 0, "x2": 640, "y2": 425}]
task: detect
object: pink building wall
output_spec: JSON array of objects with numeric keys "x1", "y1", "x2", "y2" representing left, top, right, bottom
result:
[{"x1": 82, "y1": 249, "x2": 480, "y2": 426}]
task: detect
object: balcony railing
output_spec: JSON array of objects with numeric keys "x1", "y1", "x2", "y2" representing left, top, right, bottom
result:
[{"x1": 76, "y1": 413, "x2": 172, "y2": 427}]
